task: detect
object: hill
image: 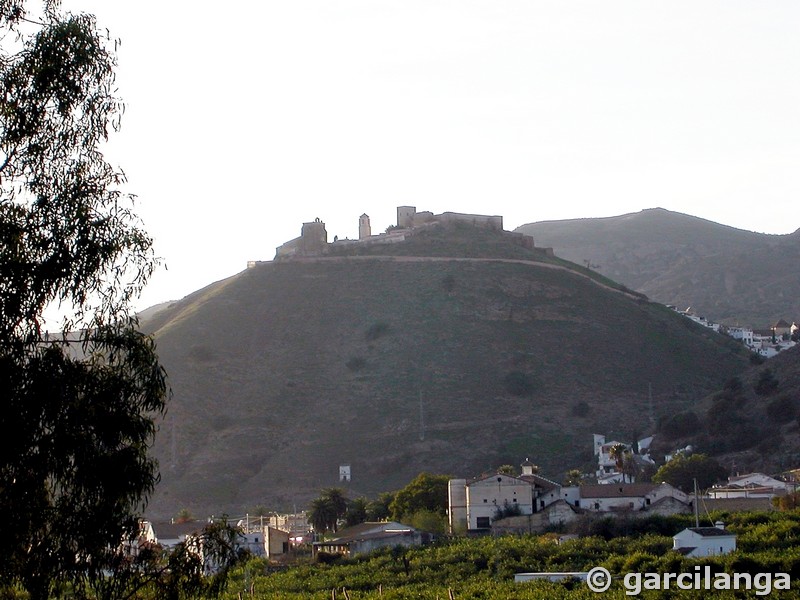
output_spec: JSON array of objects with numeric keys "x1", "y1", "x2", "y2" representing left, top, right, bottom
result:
[
  {"x1": 515, "y1": 208, "x2": 800, "y2": 327},
  {"x1": 655, "y1": 343, "x2": 800, "y2": 474},
  {"x1": 142, "y1": 223, "x2": 749, "y2": 518}
]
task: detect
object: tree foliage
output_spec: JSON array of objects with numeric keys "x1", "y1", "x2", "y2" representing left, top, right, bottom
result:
[
  {"x1": 92, "y1": 520, "x2": 242, "y2": 600},
  {"x1": 308, "y1": 488, "x2": 349, "y2": 534},
  {"x1": 365, "y1": 492, "x2": 394, "y2": 522},
  {"x1": 0, "y1": 2, "x2": 167, "y2": 597},
  {"x1": 652, "y1": 453, "x2": 728, "y2": 493},
  {"x1": 389, "y1": 472, "x2": 450, "y2": 521},
  {"x1": 344, "y1": 497, "x2": 368, "y2": 528}
]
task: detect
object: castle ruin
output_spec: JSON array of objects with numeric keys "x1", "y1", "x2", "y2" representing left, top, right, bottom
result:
[{"x1": 268, "y1": 206, "x2": 536, "y2": 262}]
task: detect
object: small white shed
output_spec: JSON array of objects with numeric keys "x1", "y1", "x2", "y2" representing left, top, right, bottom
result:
[{"x1": 673, "y1": 522, "x2": 736, "y2": 558}]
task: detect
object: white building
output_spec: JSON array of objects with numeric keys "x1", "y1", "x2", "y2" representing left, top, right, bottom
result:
[
  {"x1": 709, "y1": 473, "x2": 798, "y2": 499},
  {"x1": 268, "y1": 512, "x2": 311, "y2": 539},
  {"x1": 448, "y1": 461, "x2": 562, "y2": 532},
  {"x1": 463, "y1": 473, "x2": 535, "y2": 530},
  {"x1": 577, "y1": 483, "x2": 689, "y2": 513},
  {"x1": 313, "y1": 522, "x2": 426, "y2": 558},
  {"x1": 673, "y1": 522, "x2": 737, "y2": 557},
  {"x1": 727, "y1": 326, "x2": 755, "y2": 344}
]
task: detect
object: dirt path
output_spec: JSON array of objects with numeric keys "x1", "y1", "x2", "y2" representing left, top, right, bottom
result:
[{"x1": 282, "y1": 255, "x2": 646, "y2": 302}]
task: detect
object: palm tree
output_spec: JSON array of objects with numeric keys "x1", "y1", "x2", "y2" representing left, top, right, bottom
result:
[
  {"x1": 308, "y1": 497, "x2": 338, "y2": 534},
  {"x1": 621, "y1": 452, "x2": 640, "y2": 483},
  {"x1": 308, "y1": 488, "x2": 350, "y2": 534},
  {"x1": 320, "y1": 488, "x2": 348, "y2": 529},
  {"x1": 608, "y1": 443, "x2": 628, "y2": 475}
]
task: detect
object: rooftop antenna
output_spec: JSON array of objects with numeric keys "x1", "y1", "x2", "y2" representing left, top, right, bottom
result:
[{"x1": 693, "y1": 478, "x2": 700, "y2": 528}]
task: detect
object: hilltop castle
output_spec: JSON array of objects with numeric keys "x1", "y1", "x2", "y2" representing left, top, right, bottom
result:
[{"x1": 270, "y1": 206, "x2": 530, "y2": 261}]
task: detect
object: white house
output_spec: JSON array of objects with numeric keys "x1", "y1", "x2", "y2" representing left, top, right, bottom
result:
[
  {"x1": 593, "y1": 435, "x2": 655, "y2": 483},
  {"x1": 577, "y1": 483, "x2": 689, "y2": 513},
  {"x1": 236, "y1": 531, "x2": 266, "y2": 557},
  {"x1": 312, "y1": 522, "x2": 426, "y2": 558},
  {"x1": 673, "y1": 522, "x2": 737, "y2": 557},
  {"x1": 448, "y1": 461, "x2": 562, "y2": 532},
  {"x1": 709, "y1": 473, "x2": 797, "y2": 499},
  {"x1": 464, "y1": 473, "x2": 535, "y2": 530},
  {"x1": 264, "y1": 526, "x2": 291, "y2": 558},
  {"x1": 727, "y1": 326, "x2": 754, "y2": 346},
  {"x1": 145, "y1": 520, "x2": 206, "y2": 549}
]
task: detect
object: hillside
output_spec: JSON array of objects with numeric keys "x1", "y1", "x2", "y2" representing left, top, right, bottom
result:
[
  {"x1": 142, "y1": 224, "x2": 749, "y2": 518},
  {"x1": 516, "y1": 208, "x2": 800, "y2": 327},
  {"x1": 655, "y1": 343, "x2": 800, "y2": 474}
]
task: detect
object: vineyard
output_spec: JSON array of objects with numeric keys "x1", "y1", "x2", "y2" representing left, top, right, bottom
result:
[{"x1": 219, "y1": 511, "x2": 800, "y2": 599}]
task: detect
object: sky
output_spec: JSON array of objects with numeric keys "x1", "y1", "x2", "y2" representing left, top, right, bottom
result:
[{"x1": 60, "y1": 1, "x2": 800, "y2": 311}]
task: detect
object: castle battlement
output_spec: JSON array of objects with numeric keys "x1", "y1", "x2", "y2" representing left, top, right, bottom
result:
[{"x1": 267, "y1": 206, "x2": 530, "y2": 263}]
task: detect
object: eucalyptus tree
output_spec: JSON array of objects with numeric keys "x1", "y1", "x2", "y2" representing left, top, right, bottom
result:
[{"x1": 0, "y1": 1, "x2": 168, "y2": 597}]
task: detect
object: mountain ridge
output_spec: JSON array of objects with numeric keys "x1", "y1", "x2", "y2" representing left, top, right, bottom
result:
[{"x1": 516, "y1": 208, "x2": 800, "y2": 326}]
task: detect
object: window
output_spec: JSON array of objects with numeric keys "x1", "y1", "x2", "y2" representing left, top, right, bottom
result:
[{"x1": 476, "y1": 517, "x2": 491, "y2": 529}]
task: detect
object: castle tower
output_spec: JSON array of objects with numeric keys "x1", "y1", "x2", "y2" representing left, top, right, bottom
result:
[
  {"x1": 397, "y1": 206, "x2": 416, "y2": 228},
  {"x1": 359, "y1": 213, "x2": 371, "y2": 240},
  {"x1": 299, "y1": 218, "x2": 327, "y2": 255}
]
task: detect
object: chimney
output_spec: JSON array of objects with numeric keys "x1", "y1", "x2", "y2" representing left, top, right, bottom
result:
[
  {"x1": 715, "y1": 521, "x2": 725, "y2": 530},
  {"x1": 521, "y1": 459, "x2": 536, "y2": 476}
]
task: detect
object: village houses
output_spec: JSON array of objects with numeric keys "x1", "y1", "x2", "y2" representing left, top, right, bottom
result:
[{"x1": 448, "y1": 460, "x2": 691, "y2": 534}]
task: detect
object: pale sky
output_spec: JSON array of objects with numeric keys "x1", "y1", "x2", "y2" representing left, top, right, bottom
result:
[{"x1": 62, "y1": 1, "x2": 800, "y2": 310}]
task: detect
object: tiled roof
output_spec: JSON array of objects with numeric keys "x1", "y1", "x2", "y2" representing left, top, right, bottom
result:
[
  {"x1": 579, "y1": 484, "x2": 658, "y2": 498},
  {"x1": 150, "y1": 521, "x2": 206, "y2": 541},
  {"x1": 519, "y1": 473, "x2": 561, "y2": 491}
]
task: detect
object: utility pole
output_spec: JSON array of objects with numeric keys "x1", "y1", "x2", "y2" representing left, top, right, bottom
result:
[
  {"x1": 419, "y1": 388, "x2": 425, "y2": 441},
  {"x1": 170, "y1": 419, "x2": 177, "y2": 469}
]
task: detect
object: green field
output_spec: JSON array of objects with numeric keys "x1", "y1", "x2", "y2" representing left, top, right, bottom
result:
[{"x1": 217, "y1": 511, "x2": 800, "y2": 599}]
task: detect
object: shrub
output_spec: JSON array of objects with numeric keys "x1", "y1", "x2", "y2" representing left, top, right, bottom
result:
[
  {"x1": 571, "y1": 401, "x2": 590, "y2": 417},
  {"x1": 493, "y1": 501, "x2": 523, "y2": 522},
  {"x1": 765, "y1": 395, "x2": 796, "y2": 423},
  {"x1": 504, "y1": 371, "x2": 535, "y2": 396},
  {"x1": 346, "y1": 356, "x2": 366, "y2": 371},
  {"x1": 659, "y1": 411, "x2": 700, "y2": 438},
  {"x1": 365, "y1": 321, "x2": 390, "y2": 341},
  {"x1": 755, "y1": 368, "x2": 779, "y2": 396}
]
